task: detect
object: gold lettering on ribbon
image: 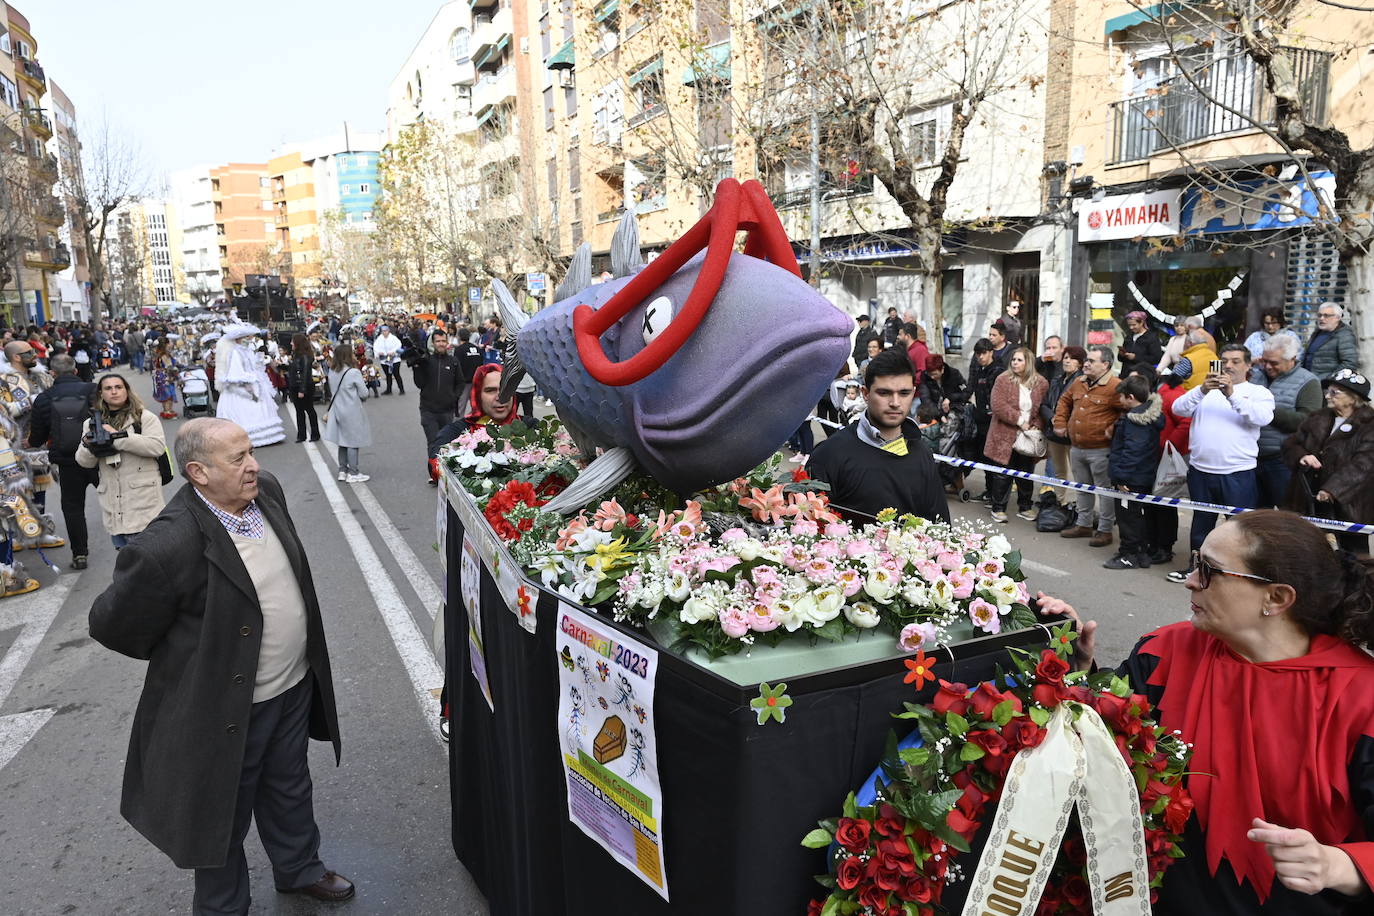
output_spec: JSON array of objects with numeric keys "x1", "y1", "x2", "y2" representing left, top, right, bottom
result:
[
  {"x1": 980, "y1": 830, "x2": 1050, "y2": 916},
  {"x1": 1104, "y1": 870, "x2": 1135, "y2": 902}
]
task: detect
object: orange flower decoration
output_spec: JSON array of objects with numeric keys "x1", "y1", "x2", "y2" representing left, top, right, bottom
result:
[
  {"x1": 517, "y1": 585, "x2": 533, "y2": 617},
  {"x1": 903, "y1": 650, "x2": 936, "y2": 689}
]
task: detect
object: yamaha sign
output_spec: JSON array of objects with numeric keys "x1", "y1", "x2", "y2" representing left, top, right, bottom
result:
[{"x1": 1077, "y1": 189, "x2": 1182, "y2": 242}]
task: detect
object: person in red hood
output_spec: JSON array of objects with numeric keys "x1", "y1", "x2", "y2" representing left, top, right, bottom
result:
[{"x1": 426, "y1": 364, "x2": 528, "y2": 482}]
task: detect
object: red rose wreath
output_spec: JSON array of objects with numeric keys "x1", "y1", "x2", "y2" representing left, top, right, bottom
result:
[{"x1": 800, "y1": 624, "x2": 1193, "y2": 916}]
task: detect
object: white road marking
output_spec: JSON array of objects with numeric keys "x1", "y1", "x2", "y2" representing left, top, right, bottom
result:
[
  {"x1": 1021, "y1": 558, "x2": 1068, "y2": 578},
  {"x1": 0, "y1": 575, "x2": 73, "y2": 772},
  {"x1": 300, "y1": 443, "x2": 445, "y2": 746}
]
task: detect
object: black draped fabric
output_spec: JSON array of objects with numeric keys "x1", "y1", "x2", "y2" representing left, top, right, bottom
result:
[
  {"x1": 445, "y1": 507, "x2": 1043, "y2": 916},
  {"x1": 1117, "y1": 636, "x2": 1374, "y2": 915},
  {"x1": 804, "y1": 420, "x2": 951, "y2": 524}
]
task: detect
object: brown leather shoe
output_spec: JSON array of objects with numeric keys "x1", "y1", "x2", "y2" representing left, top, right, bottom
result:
[
  {"x1": 278, "y1": 870, "x2": 355, "y2": 902},
  {"x1": 1089, "y1": 531, "x2": 1114, "y2": 548},
  {"x1": 1059, "y1": 525, "x2": 1093, "y2": 539}
]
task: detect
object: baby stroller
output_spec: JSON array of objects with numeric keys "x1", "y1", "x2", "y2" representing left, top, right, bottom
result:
[
  {"x1": 938, "y1": 403, "x2": 977, "y2": 502},
  {"x1": 179, "y1": 367, "x2": 213, "y2": 417}
]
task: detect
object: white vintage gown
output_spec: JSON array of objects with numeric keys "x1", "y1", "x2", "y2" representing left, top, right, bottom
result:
[{"x1": 214, "y1": 341, "x2": 286, "y2": 446}]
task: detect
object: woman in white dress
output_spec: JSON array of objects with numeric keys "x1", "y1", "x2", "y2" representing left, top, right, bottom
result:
[{"x1": 214, "y1": 324, "x2": 286, "y2": 446}]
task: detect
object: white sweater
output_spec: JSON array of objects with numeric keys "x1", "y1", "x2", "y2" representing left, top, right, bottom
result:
[{"x1": 1172, "y1": 382, "x2": 1275, "y2": 474}]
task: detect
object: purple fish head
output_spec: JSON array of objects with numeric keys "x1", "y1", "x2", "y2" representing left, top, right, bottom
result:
[{"x1": 606, "y1": 251, "x2": 852, "y2": 493}]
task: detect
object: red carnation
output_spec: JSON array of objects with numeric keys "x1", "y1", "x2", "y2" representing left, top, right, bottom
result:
[
  {"x1": 835, "y1": 817, "x2": 872, "y2": 853},
  {"x1": 792, "y1": 466, "x2": 810, "y2": 482},
  {"x1": 932, "y1": 679, "x2": 971, "y2": 716},
  {"x1": 1034, "y1": 649, "x2": 1070, "y2": 686},
  {"x1": 1164, "y1": 791, "x2": 1195, "y2": 835},
  {"x1": 836, "y1": 855, "x2": 864, "y2": 890}
]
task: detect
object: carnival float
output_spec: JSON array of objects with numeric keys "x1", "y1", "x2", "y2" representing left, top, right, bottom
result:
[{"x1": 438, "y1": 179, "x2": 1188, "y2": 916}]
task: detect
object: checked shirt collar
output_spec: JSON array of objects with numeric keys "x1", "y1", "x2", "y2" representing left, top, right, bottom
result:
[{"x1": 194, "y1": 488, "x2": 266, "y2": 540}]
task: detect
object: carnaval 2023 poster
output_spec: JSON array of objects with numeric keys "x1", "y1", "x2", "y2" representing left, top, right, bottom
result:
[{"x1": 555, "y1": 602, "x2": 668, "y2": 900}]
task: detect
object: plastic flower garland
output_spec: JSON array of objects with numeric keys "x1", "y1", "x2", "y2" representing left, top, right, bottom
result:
[
  {"x1": 800, "y1": 627, "x2": 1193, "y2": 916},
  {"x1": 438, "y1": 417, "x2": 581, "y2": 498}
]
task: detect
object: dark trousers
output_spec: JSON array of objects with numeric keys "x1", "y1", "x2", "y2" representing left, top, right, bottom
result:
[
  {"x1": 987, "y1": 451, "x2": 1036, "y2": 512},
  {"x1": 382, "y1": 363, "x2": 405, "y2": 393},
  {"x1": 517, "y1": 391, "x2": 535, "y2": 420},
  {"x1": 1187, "y1": 466, "x2": 1259, "y2": 550},
  {"x1": 1148, "y1": 505, "x2": 1179, "y2": 554},
  {"x1": 1255, "y1": 452, "x2": 1291, "y2": 509},
  {"x1": 788, "y1": 421, "x2": 814, "y2": 455},
  {"x1": 421, "y1": 407, "x2": 457, "y2": 459},
  {"x1": 1115, "y1": 486, "x2": 1151, "y2": 554},
  {"x1": 57, "y1": 462, "x2": 98, "y2": 557},
  {"x1": 291, "y1": 394, "x2": 319, "y2": 441},
  {"x1": 192, "y1": 673, "x2": 325, "y2": 916}
]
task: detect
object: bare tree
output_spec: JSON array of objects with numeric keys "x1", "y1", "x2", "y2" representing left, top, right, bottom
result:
[
  {"x1": 63, "y1": 116, "x2": 151, "y2": 318},
  {"x1": 106, "y1": 208, "x2": 149, "y2": 314}
]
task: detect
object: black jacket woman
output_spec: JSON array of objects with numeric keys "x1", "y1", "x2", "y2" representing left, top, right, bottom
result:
[
  {"x1": 288, "y1": 333, "x2": 320, "y2": 443},
  {"x1": 1281, "y1": 368, "x2": 1374, "y2": 555}
]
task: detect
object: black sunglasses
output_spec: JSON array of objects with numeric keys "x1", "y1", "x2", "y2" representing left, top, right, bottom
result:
[{"x1": 1191, "y1": 550, "x2": 1273, "y2": 589}]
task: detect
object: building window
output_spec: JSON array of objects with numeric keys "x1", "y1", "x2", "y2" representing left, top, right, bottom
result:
[
  {"x1": 341, "y1": 184, "x2": 351, "y2": 195},
  {"x1": 544, "y1": 86, "x2": 556, "y2": 131},
  {"x1": 0, "y1": 75, "x2": 18, "y2": 110},
  {"x1": 630, "y1": 153, "x2": 666, "y2": 213},
  {"x1": 568, "y1": 146, "x2": 580, "y2": 194},
  {"x1": 359, "y1": 183, "x2": 370, "y2": 194},
  {"x1": 564, "y1": 85, "x2": 577, "y2": 118},
  {"x1": 450, "y1": 28, "x2": 471, "y2": 63},
  {"x1": 628, "y1": 58, "x2": 665, "y2": 126},
  {"x1": 904, "y1": 102, "x2": 952, "y2": 166}
]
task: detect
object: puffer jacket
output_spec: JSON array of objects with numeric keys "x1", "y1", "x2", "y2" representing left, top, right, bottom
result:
[
  {"x1": 1111, "y1": 394, "x2": 1165, "y2": 489},
  {"x1": 1052, "y1": 373, "x2": 1123, "y2": 450},
  {"x1": 75, "y1": 408, "x2": 166, "y2": 536}
]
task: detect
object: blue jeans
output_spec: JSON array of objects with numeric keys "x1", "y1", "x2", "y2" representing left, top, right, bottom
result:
[
  {"x1": 111, "y1": 534, "x2": 131, "y2": 549},
  {"x1": 1187, "y1": 466, "x2": 1259, "y2": 550},
  {"x1": 1255, "y1": 453, "x2": 1291, "y2": 509}
]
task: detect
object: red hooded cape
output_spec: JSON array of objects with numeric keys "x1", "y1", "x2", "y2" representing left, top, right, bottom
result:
[
  {"x1": 1140, "y1": 621, "x2": 1374, "y2": 901},
  {"x1": 464, "y1": 363, "x2": 520, "y2": 429}
]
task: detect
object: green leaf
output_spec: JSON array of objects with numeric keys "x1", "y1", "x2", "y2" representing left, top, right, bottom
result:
[
  {"x1": 906, "y1": 788, "x2": 963, "y2": 823},
  {"x1": 842, "y1": 791, "x2": 857, "y2": 819},
  {"x1": 821, "y1": 896, "x2": 840, "y2": 916},
  {"x1": 814, "y1": 616, "x2": 846, "y2": 643},
  {"x1": 1008, "y1": 604, "x2": 1037, "y2": 631},
  {"x1": 801, "y1": 827, "x2": 833, "y2": 848},
  {"x1": 898, "y1": 747, "x2": 930, "y2": 767},
  {"x1": 1029, "y1": 706, "x2": 1051, "y2": 726},
  {"x1": 814, "y1": 874, "x2": 837, "y2": 890},
  {"x1": 1109, "y1": 675, "x2": 1132, "y2": 698},
  {"x1": 992, "y1": 700, "x2": 1017, "y2": 728},
  {"x1": 945, "y1": 711, "x2": 970, "y2": 739},
  {"x1": 959, "y1": 742, "x2": 986, "y2": 762},
  {"x1": 931, "y1": 819, "x2": 972, "y2": 853}
]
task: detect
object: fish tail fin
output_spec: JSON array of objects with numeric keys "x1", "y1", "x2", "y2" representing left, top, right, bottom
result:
[
  {"x1": 554, "y1": 244, "x2": 593, "y2": 302},
  {"x1": 610, "y1": 211, "x2": 645, "y2": 279},
  {"x1": 491, "y1": 278, "x2": 529, "y2": 333},
  {"x1": 542, "y1": 447, "x2": 637, "y2": 515},
  {"x1": 491, "y1": 279, "x2": 530, "y2": 403}
]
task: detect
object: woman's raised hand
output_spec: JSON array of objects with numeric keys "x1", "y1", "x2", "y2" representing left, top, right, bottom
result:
[{"x1": 1036, "y1": 591, "x2": 1096, "y2": 670}]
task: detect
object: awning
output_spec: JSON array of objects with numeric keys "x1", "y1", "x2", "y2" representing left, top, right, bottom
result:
[
  {"x1": 547, "y1": 39, "x2": 575, "y2": 70},
  {"x1": 628, "y1": 57, "x2": 663, "y2": 87},
  {"x1": 472, "y1": 43, "x2": 497, "y2": 68},
  {"x1": 1104, "y1": 1, "x2": 1188, "y2": 35},
  {"x1": 682, "y1": 41, "x2": 730, "y2": 85},
  {"x1": 594, "y1": 0, "x2": 619, "y2": 22},
  {"x1": 475, "y1": 105, "x2": 496, "y2": 127}
]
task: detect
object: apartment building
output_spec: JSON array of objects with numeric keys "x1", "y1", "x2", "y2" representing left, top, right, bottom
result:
[
  {"x1": 170, "y1": 166, "x2": 226, "y2": 304},
  {"x1": 1060, "y1": 0, "x2": 1373, "y2": 354},
  {"x1": 0, "y1": 2, "x2": 66, "y2": 325},
  {"x1": 210, "y1": 162, "x2": 274, "y2": 293},
  {"x1": 48, "y1": 79, "x2": 90, "y2": 320}
]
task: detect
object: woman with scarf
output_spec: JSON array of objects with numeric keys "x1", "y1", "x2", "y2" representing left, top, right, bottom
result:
[
  {"x1": 1039, "y1": 509, "x2": 1374, "y2": 914},
  {"x1": 74, "y1": 374, "x2": 166, "y2": 550}
]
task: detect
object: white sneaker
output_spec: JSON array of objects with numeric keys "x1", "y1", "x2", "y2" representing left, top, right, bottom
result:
[
  {"x1": 347, "y1": 473, "x2": 370, "y2": 483},
  {"x1": 789, "y1": 453, "x2": 808, "y2": 463},
  {"x1": 337, "y1": 470, "x2": 348, "y2": 481}
]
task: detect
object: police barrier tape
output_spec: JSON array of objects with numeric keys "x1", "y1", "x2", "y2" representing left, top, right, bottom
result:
[{"x1": 800, "y1": 415, "x2": 1374, "y2": 537}]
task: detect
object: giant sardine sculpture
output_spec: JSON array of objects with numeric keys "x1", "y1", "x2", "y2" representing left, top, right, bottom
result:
[{"x1": 495, "y1": 178, "x2": 852, "y2": 511}]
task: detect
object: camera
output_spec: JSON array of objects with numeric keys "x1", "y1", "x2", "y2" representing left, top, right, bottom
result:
[
  {"x1": 398, "y1": 335, "x2": 424, "y2": 368},
  {"x1": 87, "y1": 421, "x2": 118, "y2": 458}
]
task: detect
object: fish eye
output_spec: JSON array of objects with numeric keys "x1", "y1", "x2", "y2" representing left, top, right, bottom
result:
[{"x1": 641, "y1": 296, "x2": 672, "y2": 346}]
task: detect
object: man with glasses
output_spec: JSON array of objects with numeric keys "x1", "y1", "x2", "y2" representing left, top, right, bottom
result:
[
  {"x1": 1167, "y1": 343, "x2": 1275, "y2": 582},
  {"x1": 1302, "y1": 302, "x2": 1360, "y2": 381},
  {"x1": 1256, "y1": 335, "x2": 1320, "y2": 507},
  {"x1": 1052, "y1": 345, "x2": 1125, "y2": 547}
]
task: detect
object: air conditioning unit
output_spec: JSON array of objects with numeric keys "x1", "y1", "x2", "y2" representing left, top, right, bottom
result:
[{"x1": 520, "y1": 37, "x2": 530, "y2": 53}]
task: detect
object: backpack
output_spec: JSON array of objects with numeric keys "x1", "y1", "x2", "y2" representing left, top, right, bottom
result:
[{"x1": 50, "y1": 392, "x2": 92, "y2": 457}]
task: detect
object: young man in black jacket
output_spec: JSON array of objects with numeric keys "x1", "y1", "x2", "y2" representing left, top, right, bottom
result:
[
  {"x1": 28, "y1": 354, "x2": 96, "y2": 568},
  {"x1": 805, "y1": 349, "x2": 950, "y2": 525},
  {"x1": 411, "y1": 330, "x2": 463, "y2": 480}
]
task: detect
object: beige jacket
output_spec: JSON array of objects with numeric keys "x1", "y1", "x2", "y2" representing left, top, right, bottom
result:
[{"x1": 75, "y1": 408, "x2": 166, "y2": 536}]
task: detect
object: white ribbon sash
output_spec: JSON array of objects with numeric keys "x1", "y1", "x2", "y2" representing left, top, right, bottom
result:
[{"x1": 960, "y1": 704, "x2": 1151, "y2": 916}]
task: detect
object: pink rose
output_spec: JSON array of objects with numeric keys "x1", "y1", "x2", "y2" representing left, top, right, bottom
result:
[
  {"x1": 825, "y1": 522, "x2": 852, "y2": 537},
  {"x1": 803, "y1": 558, "x2": 836, "y2": 584},
  {"x1": 845, "y1": 538, "x2": 875, "y2": 559},
  {"x1": 720, "y1": 606, "x2": 751, "y2": 638},
  {"x1": 720, "y1": 527, "x2": 747, "y2": 542},
  {"x1": 791, "y1": 519, "x2": 820, "y2": 537},
  {"x1": 748, "y1": 603, "x2": 780, "y2": 632},
  {"x1": 949, "y1": 572, "x2": 975, "y2": 600},
  {"x1": 937, "y1": 551, "x2": 963, "y2": 571},
  {"x1": 899, "y1": 622, "x2": 939, "y2": 652},
  {"x1": 697, "y1": 556, "x2": 739, "y2": 576},
  {"x1": 814, "y1": 539, "x2": 842, "y2": 559},
  {"x1": 968, "y1": 598, "x2": 1001, "y2": 634},
  {"x1": 836, "y1": 567, "x2": 864, "y2": 597}
]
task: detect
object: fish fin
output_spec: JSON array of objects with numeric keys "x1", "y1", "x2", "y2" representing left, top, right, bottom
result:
[
  {"x1": 610, "y1": 211, "x2": 645, "y2": 279},
  {"x1": 497, "y1": 335, "x2": 526, "y2": 404},
  {"x1": 491, "y1": 278, "x2": 529, "y2": 332},
  {"x1": 542, "y1": 447, "x2": 637, "y2": 515},
  {"x1": 554, "y1": 244, "x2": 593, "y2": 302}
]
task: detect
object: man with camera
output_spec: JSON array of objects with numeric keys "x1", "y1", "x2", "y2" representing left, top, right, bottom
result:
[{"x1": 410, "y1": 329, "x2": 463, "y2": 480}]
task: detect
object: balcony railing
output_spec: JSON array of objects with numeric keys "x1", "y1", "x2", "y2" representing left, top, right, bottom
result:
[
  {"x1": 26, "y1": 241, "x2": 70, "y2": 270},
  {"x1": 1109, "y1": 46, "x2": 1330, "y2": 164},
  {"x1": 25, "y1": 111, "x2": 51, "y2": 136},
  {"x1": 19, "y1": 59, "x2": 45, "y2": 88},
  {"x1": 769, "y1": 174, "x2": 876, "y2": 210},
  {"x1": 626, "y1": 103, "x2": 665, "y2": 129}
]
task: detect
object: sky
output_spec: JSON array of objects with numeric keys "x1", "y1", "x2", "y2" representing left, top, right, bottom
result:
[{"x1": 29, "y1": 0, "x2": 443, "y2": 184}]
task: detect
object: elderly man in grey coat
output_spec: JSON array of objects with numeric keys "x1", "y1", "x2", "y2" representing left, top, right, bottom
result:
[{"x1": 89, "y1": 417, "x2": 353, "y2": 915}]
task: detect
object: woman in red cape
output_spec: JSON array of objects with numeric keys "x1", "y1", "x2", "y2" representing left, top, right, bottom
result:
[{"x1": 1040, "y1": 509, "x2": 1374, "y2": 915}]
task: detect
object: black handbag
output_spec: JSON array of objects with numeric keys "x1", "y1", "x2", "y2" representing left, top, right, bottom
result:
[{"x1": 1035, "y1": 490, "x2": 1073, "y2": 532}]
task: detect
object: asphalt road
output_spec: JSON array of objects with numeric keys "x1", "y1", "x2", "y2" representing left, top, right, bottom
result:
[{"x1": 0, "y1": 378, "x2": 1194, "y2": 914}]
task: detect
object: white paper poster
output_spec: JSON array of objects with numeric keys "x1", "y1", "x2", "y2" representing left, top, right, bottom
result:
[
  {"x1": 461, "y1": 535, "x2": 494, "y2": 711},
  {"x1": 555, "y1": 602, "x2": 668, "y2": 899},
  {"x1": 436, "y1": 477, "x2": 449, "y2": 572}
]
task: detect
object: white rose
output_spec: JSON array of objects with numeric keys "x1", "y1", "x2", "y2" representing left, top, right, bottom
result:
[
  {"x1": 863, "y1": 569, "x2": 898, "y2": 604},
  {"x1": 808, "y1": 586, "x2": 844, "y2": 624},
  {"x1": 760, "y1": 544, "x2": 786, "y2": 564},
  {"x1": 734, "y1": 538, "x2": 763, "y2": 562},
  {"x1": 782, "y1": 595, "x2": 817, "y2": 632},
  {"x1": 680, "y1": 593, "x2": 717, "y2": 624},
  {"x1": 488, "y1": 449, "x2": 512, "y2": 466},
  {"x1": 928, "y1": 578, "x2": 955, "y2": 610},
  {"x1": 900, "y1": 583, "x2": 929, "y2": 607},
  {"x1": 844, "y1": 601, "x2": 881, "y2": 628},
  {"x1": 985, "y1": 535, "x2": 1011, "y2": 558},
  {"x1": 472, "y1": 456, "x2": 493, "y2": 475},
  {"x1": 991, "y1": 576, "x2": 1020, "y2": 610}
]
